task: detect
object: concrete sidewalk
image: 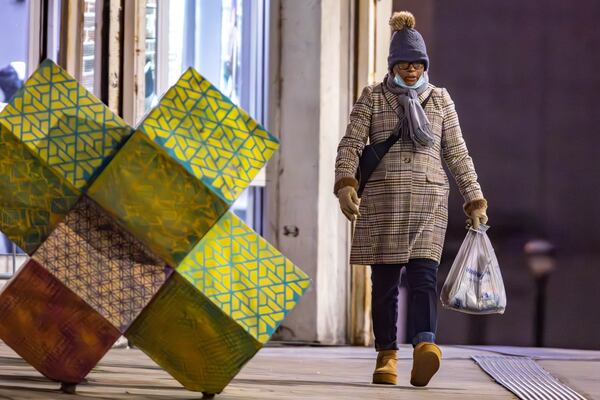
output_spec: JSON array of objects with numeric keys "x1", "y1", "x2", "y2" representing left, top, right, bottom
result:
[{"x1": 0, "y1": 342, "x2": 597, "y2": 399}]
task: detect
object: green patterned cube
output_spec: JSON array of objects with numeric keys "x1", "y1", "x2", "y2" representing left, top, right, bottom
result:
[
  {"x1": 137, "y1": 68, "x2": 279, "y2": 204},
  {"x1": 0, "y1": 59, "x2": 132, "y2": 191},
  {"x1": 177, "y1": 212, "x2": 311, "y2": 343},
  {"x1": 88, "y1": 131, "x2": 229, "y2": 267}
]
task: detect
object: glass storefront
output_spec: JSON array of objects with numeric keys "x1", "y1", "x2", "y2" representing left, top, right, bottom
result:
[
  {"x1": 81, "y1": 0, "x2": 97, "y2": 93},
  {"x1": 161, "y1": 0, "x2": 267, "y2": 233},
  {"x1": 0, "y1": 0, "x2": 29, "y2": 110},
  {"x1": 144, "y1": 0, "x2": 158, "y2": 111},
  {"x1": 0, "y1": 0, "x2": 269, "y2": 279}
]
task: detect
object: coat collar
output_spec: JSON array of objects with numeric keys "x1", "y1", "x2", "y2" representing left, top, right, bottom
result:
[{"x1": 418, "y1": 84, "x2": 434, "y2": 103}]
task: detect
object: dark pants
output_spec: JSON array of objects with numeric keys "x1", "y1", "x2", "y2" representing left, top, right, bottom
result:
[{"x1": 371, "y1": 258, "x2": 439, "y2": 350}]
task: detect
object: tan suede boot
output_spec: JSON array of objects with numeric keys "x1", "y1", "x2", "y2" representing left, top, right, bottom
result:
[
  {"x1": 372, "y1": 349, "x2": 398, "y2": 385},
  {"x1": 410, "y1": 342, "x2": 442, "y2": 387}
]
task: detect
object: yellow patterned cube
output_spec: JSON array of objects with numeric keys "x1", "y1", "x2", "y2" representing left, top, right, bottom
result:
[
  {"x1": 0, "y1": 60, "x2": 132, "y2": 191},
  {"x1": 88, "y1": 131, "x2": 228, "y2": 267},
  {"x1": 125, "y1": 272, "x2": 261, "y2": 394},
  {"x1": 137, "y1": 68, "x2": 279, "y2": 204},
  {"x1": 177, "y1": 212, "x2": 312, "y2": 343},
  {"x1": 0, "y1": 60, "x2": 312, "y2": 395}
]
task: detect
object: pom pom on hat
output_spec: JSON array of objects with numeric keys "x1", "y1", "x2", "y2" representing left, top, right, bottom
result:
[
  {"x1": 387, "y1": 11, "x2": 429, "y2": 71},
  {"x1": 389, "y1": 11, "x2": 416, "y2": 31}
]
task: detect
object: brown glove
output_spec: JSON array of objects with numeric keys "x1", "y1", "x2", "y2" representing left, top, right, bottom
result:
[
  {"x1": 338, "y1": 186, "x2": 361, "y2": 222},
  {"x1": 464, "y1": 198, "x2": 489, "y2": 230}
]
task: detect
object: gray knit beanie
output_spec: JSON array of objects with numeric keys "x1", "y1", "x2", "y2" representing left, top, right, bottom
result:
[{"x1": 387, "y1": 11, "x2": 429, "y2": 72}]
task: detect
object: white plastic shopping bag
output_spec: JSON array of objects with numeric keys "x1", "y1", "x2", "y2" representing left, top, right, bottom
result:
[{"x1": 440, "y1": 224, "x2": 506, "y2": 314}]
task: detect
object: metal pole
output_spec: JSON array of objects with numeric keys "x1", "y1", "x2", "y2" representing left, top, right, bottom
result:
[
  {"x1": 534, "y1": 275, "x2": 548, "y2": 347},
  {"x1": 524, "y1": 239, "x2": 556, "y2": 348}
]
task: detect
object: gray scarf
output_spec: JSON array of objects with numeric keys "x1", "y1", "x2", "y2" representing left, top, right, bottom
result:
[{"x1": 384, "y1": 71, "x2": 434, "y2": 148}]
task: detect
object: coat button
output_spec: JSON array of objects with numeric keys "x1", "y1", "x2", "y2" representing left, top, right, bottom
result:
[{"x1": 403, "y1": 157, "x2": 411, "y2": 163}]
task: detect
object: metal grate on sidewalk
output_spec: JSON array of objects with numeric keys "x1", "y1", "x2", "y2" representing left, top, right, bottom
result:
[{"x1": 473, "y1": 355, "x2": 588, "y2": 400}]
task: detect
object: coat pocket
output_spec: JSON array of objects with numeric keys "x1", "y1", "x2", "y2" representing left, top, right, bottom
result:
[{"x1": 426, "y1": 166, "x2": 447, "y2": 186}]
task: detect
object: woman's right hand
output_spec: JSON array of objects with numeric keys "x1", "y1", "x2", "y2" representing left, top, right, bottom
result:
[{"x1": 338, "y1": 186, "x2": 361, "y2": 221}]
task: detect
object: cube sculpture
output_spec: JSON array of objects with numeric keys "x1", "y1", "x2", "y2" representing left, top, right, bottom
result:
[{"x1": 0, "y1": 60, "x2": 311, "y2": 395}]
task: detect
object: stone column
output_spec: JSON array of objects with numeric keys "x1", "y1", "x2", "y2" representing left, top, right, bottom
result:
[{"x1": 265, "y1": 0, "x2": 354, "y2": 344}]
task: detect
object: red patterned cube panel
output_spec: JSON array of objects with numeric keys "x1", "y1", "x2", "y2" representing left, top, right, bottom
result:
[{"x1": 0, "y1": 259, "x2": 121, "y2": 383}]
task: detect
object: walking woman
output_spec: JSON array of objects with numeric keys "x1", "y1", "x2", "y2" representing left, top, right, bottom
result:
[{"x1": 334, "y1": 11, "x2": 489, "y2": 387}]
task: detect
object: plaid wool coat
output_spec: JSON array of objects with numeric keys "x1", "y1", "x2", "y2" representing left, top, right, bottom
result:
[{"x1": 334, "y1": 82, "x2": 486, "y2": 265}]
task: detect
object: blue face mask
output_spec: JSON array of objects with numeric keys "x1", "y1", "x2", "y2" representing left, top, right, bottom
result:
[{"x1": 394, "y1": 73, "x2": 426, "y2": 89}]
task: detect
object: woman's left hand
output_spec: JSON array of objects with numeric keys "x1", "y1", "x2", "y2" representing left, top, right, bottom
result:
[{"x1": 466, "y1": 208, "x2": 488, "y2": 230}]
